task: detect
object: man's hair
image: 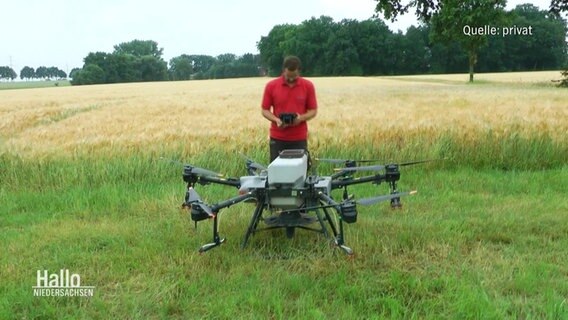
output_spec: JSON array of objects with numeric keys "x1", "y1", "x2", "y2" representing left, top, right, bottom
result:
[{"x1": 283, "y1": 56, "x2": 301, "y2": 71}]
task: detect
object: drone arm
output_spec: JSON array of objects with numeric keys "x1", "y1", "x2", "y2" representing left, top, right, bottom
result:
[
  {"x1": 197, "y1": 175, "x2": 241, "y2": 188},
  {"x1": 331, "y1": 174, "x2": 384, "y2": 190},
  {"x1": 210, "y1": 191, "x2": 256, "y2": 212},
  {"x1": 318, "y1": 192, "x2": 342, "y2": 212}
]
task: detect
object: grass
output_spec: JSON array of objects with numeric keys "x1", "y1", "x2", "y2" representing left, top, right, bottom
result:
[
  {"x1": 0, "y1": 72, "x2": 567, "y2": 318},
  {"x1": 0, "y1": 80, "x2": 71, "y2": 90},
  {"x1": 1, "y1": 155, "x2": 566, "y2": 319}
]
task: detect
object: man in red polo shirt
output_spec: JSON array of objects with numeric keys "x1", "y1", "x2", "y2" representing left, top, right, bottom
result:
[{"x1": 261, "y1": 56, "x2": 318, "y2": 162}]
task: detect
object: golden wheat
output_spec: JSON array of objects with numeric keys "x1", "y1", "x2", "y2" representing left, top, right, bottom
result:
[{"x1": 0, "y1": 72, "x2": 566, "y2": 158}]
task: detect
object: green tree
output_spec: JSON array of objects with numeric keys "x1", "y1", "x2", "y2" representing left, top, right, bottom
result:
[
  {"x1": 289, "y1": 16, "x2": 337, "y2": 75},
  {"x1": 104, "y1": 54, "x2": 139, "y2": 83},
  {"x1": 70, "y1": 64, "x2": 105, "y2": 85},
  {"x1": 169, "y1": 55, "x2": 193, "y2": 80},
  {"x1": 374, "y1": 0, "x2": 567, "y2": 22},
  {"x1": 137, "y1": 55, "x2": 168, "y2": 81},
  {"x1": 401, "y1": 25, "x2": 431, "y2": 74},
  {"x1": 324, "y1": 19, "x2": 362, "y2": 76},
  {"x1": 430, "y1": 0, "x2": 507, "y2": 82},
  {"x1": 375, "y1": 0, "x2": 568, "y2": 80},
  {"x1": 189, "y1": 55, "x2": 216, "y2": 79},
  {"x1": 74, "y1": 40, "x2": 168, "y2": 85},
  {"x1": 349, "y1": 19, "x2": 394, "y2": 75},
  {"x1": 504, "y1": 4, "x2": 567, "y2": 71},
  {"x1": 0, "y1": 66, "x2": 17, "y2": 80},
  {"x1": 36, "y1": 66, "x2": 48, "y2": 79},
  {"x1": 20, "y1": 66, "x2": 35, "y2": 80},
  {"x1": 69, "y1": 68, "x2": 81, "y2": 80},
  {"x1": 113, "y1": 39, "x2": 163, "y2": 58},
  {"x1": 257, "y1": 24, "x2": 297, "y2": 76}
]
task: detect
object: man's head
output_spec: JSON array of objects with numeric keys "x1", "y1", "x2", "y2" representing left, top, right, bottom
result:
[{"x1": 282, "y1": 56, "x2": 301, "y2": 84}]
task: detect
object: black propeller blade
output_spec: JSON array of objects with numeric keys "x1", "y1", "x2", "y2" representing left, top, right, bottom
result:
[
  {"x1": 334, "y1": 164, "x2": 386, "y2": 172},
  {"x1": 239, "y1": 153, "x2": 266, "y2": 171},
  {"x1": 316, "y1": 158, "x2": 382, "y2": 164},
  {"x1": 398, "y1": 159, "x2": 440, "y2": 167},
  {"x1": 357, "y1": 191, "x2": 417, "y2": 206},
  {"x1": 335, "y1": 159, "x2": 442, "y2": 172},
  {"x1": 183, "y1": 165, "x2": 223, "y2": 177}
]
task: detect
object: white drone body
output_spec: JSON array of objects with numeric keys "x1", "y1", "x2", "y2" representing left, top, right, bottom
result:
[{"x1": 239, "y1": 149, "x2": 332, "y2": 209}]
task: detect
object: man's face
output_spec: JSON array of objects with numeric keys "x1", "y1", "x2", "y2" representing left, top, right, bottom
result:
[{"x1": 283, "y1": 68, "x2": 299, "y2": 84}]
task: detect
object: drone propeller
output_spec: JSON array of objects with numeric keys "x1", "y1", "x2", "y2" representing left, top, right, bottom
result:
[
  {"x1": 239, "y1": 153, "x2": 266, "y2": 171},
  {"x1": 398, "y1": 159, "x2": 440, "y2": 167},
  {"x1": 334, "y1": 159, "x2": 442, "y2": 172},
  {"x1": 357, "y1": 191, "x2": 417, "y2": 206},
  {"x1": 183, "y1": 164, "x2": 223, "y2": 177},
  {"x1": 334, "y1": 164, "x2": 386, "y2": 172},
  {"x1": 316, "y1": 158, "x2": 382, "y2": 164}
]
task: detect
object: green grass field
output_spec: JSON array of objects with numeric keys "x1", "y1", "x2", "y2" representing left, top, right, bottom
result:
[
  {"x1": 0, "y1": 80, "x2": 71, "y2": 90},
  {"x1": 0, "y1": 73, "x2": 567, "y2": 319}
]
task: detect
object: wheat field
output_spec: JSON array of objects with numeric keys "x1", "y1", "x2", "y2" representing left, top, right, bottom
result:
[{"x1": 1, "y1": 71, "x2": 565, "y2": 162}]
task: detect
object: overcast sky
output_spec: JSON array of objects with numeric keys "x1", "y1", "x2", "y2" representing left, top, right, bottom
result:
[{"x1": 1, "y1": 0, "x2": 555, "y2": 73}]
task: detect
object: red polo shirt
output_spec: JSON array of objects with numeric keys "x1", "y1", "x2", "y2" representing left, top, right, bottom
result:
[{"x1": 261, "y1": 75, "x2": 318, "y2": 141}]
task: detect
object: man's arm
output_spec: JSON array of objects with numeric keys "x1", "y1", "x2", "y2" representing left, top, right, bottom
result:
[
  {"x1": 262, "y1": 109, "x2": 283, "y2": 127},
  {"x1": 297, "y1": 109, "x2": 317, "y2": 122},
  {"x1": 294, "y1": 109, "x2": 317, "y2": 125}
]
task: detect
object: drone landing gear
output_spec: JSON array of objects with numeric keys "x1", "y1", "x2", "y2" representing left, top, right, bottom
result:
[
  {"x1": 199, "y1": 213, "x2": 225, "y2": 253},
  {"x1": 241, "y1": 200, "x2": 336, "y2": 249},
  {"x1": 335, "y1": 241, "x2": 354, "y2": 256},
  {"x1": 199, "y1": 238, "x2": 225, "y2": 253}
]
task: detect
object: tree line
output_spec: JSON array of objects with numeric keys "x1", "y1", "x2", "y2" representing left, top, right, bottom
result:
[
  {"x1": 0, "y1": 66, "x2": 67, "y2": 81},
  {"x1": 11, "y1": 2, "x2": 565, "y2": 85},
  {"x1": 70, "y1": 40, "x2": 263, "y2": 85},
  {"x1": 258, "y1": 4, "x2": 567, "y2": 79}
]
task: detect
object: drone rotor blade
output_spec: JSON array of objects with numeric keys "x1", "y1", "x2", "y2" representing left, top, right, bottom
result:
[
  {"x1": 184, "y1": 165, "x2": 224, "y2": 177},
  {"x1": 316, "y1": 158, "x2": 382, "y2": 164},
  {"x1": 239, "y1": 153, "x2": 267, "y2": 170},
  {"x1": 398, "y1": 159, "x2": 441, "y2": 167},
  {"x1": 160, "y1": 157, "x2": 185, "y2": 167},
  {"x1": 316, "y1": 158, "x2": 349, "y2": 164},
  {"x1": 357, "y1": 191, "x2": 417, "y2": 206},
  {"x1": 334, "y1": 164, "x2": 386, "y2": 172},
  {"x1": 249, "y1": 162, "x2": 266, "y2": 171}
]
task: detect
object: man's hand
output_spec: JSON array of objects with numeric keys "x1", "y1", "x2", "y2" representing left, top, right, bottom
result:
[{"x1": 292, "y1": 113, "x2": 303, "y2": 126}]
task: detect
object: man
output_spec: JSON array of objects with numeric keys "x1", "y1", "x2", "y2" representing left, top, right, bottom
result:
[{"x1": 261, "y1": 56, "x2": 318, "y2": 163}]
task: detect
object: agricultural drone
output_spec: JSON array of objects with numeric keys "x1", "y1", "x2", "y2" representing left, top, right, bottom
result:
[{"x1": 180, "y1": 149, "x2": 431, "y2": 255}]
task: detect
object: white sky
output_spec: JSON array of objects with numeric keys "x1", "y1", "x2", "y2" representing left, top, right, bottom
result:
[{"x1": 0, "y1": 0, "x2": 555, "y2": 74}]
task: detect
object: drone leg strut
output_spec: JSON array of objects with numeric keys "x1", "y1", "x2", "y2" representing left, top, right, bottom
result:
[
  {"x1": 335, "y1": 218, "x2": 353, "y2": 255},
  {"x1": 199, "y1": 214, "x2": 225, "y2": 253},
  {"x1": 321, "y1": 207, "x2": 338, "y2": 237},
  {"x1": 242, "y1": 197, "x2": 265, "y2": 249},
  {"x1": 313, "y1": 208, "x2": 330, "y2": 238}
]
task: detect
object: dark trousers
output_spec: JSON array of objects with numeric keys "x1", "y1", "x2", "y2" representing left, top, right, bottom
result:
[{"x1": 269, "y1": 138, "x2": 308, "y2": 163}]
